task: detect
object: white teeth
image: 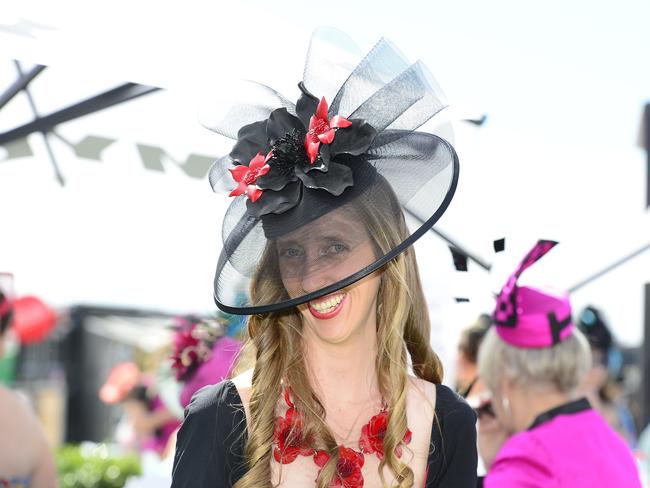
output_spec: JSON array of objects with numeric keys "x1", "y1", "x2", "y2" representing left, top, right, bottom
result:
[{"x1": 311, "y1": 294, "x2": 345, "y2": 313}]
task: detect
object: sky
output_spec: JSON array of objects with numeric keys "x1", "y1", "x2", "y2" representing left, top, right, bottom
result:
[{"x1": 0, "y1": 0, "x2": 648, "y2": 356}]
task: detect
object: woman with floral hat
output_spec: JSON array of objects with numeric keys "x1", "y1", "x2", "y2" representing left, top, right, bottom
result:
[{"x1": 171, "y1": 28, "x2": 477, "y2": 488}]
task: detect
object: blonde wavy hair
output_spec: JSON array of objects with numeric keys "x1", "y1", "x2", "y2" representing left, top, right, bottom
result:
[{"x1": 233, "y1": 178, "x2": 443, "y2": 488}]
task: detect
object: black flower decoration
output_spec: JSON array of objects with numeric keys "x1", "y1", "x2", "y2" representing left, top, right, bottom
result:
[{"x1": 227, "y1": 83, "x2": 378, "y2": 217}]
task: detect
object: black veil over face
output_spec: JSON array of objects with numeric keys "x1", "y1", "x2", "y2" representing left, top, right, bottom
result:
[{"x1": 205, "y1": 28, "x2": 459, "y2": 314}]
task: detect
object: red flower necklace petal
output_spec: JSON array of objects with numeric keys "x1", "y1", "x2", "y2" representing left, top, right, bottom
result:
[
  {"x1": 304, "y1": 97, "x2": 352, "y2": 164},
  {"x1": 273, "y1": 387, "x2": 411, "y2": 488}
]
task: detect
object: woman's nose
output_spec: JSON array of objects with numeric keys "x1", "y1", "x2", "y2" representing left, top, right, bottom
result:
[{"x1": 300, "y1": 255, "x2": 332, "y2": 294}]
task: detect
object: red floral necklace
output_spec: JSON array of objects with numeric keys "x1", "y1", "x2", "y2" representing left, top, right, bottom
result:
[{"x1": 273, "y1": 387, "x2": 412, "y2": 487}]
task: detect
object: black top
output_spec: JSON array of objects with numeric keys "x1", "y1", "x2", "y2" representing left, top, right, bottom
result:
[{"x1": 171, "y1": 380, "x2": 477, "y2": 487}]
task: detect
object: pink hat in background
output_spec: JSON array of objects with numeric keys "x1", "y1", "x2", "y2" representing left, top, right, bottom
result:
[
  {"x1": 99, "y1": 362, "x2": 141, "y2": 404},
  {"x1": 493, "y1": 240, "x2": 573, "y2": 349}
]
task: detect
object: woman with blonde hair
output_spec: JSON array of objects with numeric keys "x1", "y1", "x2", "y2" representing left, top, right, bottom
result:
[
  {"x1": 171, "y1": 28, "x2": 477, "y2": 487},
  {"x1": 477, "y1": 240, "x2": 641, "y2": 487}
]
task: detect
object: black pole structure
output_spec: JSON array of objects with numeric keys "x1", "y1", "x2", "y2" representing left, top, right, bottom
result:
[
  {"x1": 14, "y1": 61, "x2": 65, "y2": 185},
  {"x1": 0, "y1": 63, "x2": 45, "y2": 110},
  {"x1": 0, "y1": 83, "x2": 161, "y2": 146}
]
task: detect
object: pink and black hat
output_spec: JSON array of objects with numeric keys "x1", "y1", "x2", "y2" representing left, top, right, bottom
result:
[{"x1": 493, "y1": 240, "x2": 573, "y2": 349}]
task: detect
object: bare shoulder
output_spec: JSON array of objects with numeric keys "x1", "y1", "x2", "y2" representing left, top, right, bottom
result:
[
  {"x1": 0, "y1": 387, "x2": 35, "y2": 425},
  {"x1": 406, "y1": 375, "x2": 437, "y2": 413},
  {"x1": 0, "y1": 386, "x2": 47, "y2": 453}
]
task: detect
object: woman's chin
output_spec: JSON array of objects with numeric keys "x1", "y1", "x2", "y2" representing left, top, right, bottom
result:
[{"x1": 302, "y1": 308, "x2": 357, "y2": 345}]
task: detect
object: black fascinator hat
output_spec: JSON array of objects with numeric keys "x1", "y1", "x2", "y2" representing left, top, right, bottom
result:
[{"x1": 205, "y1": 28, "x2": 459, "y2": 314}]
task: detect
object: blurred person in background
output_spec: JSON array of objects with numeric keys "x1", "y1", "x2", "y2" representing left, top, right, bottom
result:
[
  {"x1": 476, "y1": 241, "x2": 640, "y2": 487},
  {"x1": 99, "y1": 362, "x2": 180, "y2": 458},
  {"x1": 456, "y1": 314, "x2": 491, "y2": 399},
  {"x1": 168, "y1": 316, "x2": 242, "y2": 411},
  {"x1": 0, "y1": 273, "x2": 58, "y2": 488},
  {"x1": 577, "y1": 305, "x2": 637, "y2": 447}
]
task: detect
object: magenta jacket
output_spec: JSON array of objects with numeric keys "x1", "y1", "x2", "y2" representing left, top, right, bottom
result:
[{"x1": 485, "y1": 398, "x2": 641, "y2": 487}]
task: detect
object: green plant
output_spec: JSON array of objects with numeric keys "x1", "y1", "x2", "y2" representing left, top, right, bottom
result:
[{"x1": 56, "y1": 444, "x2": 141, "y2": 488}]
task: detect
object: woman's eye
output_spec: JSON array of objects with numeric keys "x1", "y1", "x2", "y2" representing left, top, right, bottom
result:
[
  {"x1": 280, "y1": 248, "x2": 303, "y2": 258},
  {"x1": 324, "y1": 243, "x2": 348, "y2": 255}
]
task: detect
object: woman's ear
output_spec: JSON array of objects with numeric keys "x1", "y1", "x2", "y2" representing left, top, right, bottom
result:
[{"x1": 500, "y1": 377, "x2": 514, "y2": 398}]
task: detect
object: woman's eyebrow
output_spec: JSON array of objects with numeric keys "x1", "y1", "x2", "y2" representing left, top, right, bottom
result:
[{"x1": 277, "y1": 239, "x2": 301, "y2": 248}]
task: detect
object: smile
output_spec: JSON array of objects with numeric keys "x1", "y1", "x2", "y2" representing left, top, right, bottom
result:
[{"x1": 308, "y1": 293, "x2": 347, "y2": 319}]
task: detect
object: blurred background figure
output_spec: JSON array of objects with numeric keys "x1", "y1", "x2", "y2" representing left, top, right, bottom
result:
[
  {"x1": 576, "y1": 305, "x2": 638, "y2": 448},
  {"x1": 119, "y1": 315, "x2": 241, "y2": 488},
  {"x1": 168, "y1": 315, "x2": 242, "y2": 411},
  {"x1": 99, "y1": 362, "x2": 180, "y2": 459},
  {"x1": 456, "y1": 313, "x2": 491, "y2": 399},
  {"x1": 0, "y1": 272, "x2": 58, "y2": 487},
  {"x1": 476, "y1": 241, "x2": 641, "y2": 487}
]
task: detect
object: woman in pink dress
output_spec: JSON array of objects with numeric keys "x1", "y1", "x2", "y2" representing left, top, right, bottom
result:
[{"x1": 476, "y1": 240, "x2": 641, "y2": 487}]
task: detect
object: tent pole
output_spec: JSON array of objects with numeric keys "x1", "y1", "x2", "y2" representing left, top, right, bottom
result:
[
  {"x1": 0, "y1": 63, "x2": 45, "y2": 111},
  {"x1": 0, "y1": 83, "x2": 161, "y2": 145}
]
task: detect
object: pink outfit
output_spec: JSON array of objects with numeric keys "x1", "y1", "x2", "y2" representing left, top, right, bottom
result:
[
  {"x1": 141, "y1": 395, "x2": 181, "y2": 454},
  {"x1": 485, "y1": 404, "x2": 641, "y2": 488},
  {"x1": 180, "y1": 336, "x2": 241, "y2": 408}
]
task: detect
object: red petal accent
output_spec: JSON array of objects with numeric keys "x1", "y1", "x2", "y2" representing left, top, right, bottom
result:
[
  {"x1": 258, "y1": 164, "x2": 270, "y2": 176},
  {"x1": 285, "y1": 407, "x2": 298, "y2": 425},
  {"x1": 229, "y1": 165, "x2": 249, "y2": 182},
  {"x1": 308, "y1": 114, "x2": 317, "y2": 131},
  {"x1": 306, "y1": 139, "x2": 320, "y2": 164},
  {"x1": 299, "y1": 446, "x2": 315, "y2": 456},
  {"x1": 330, "y1": 115, "x2": 352, "y2": 129},
  {"x1": 403, "y1": 429, "x2": 412, "y2": 444},
  {"x1": 359, "y1": 424, "x2": 372, "y2": 453},
  {"x1": 370, "y1": 411, "x2": 387, "y2": 432},
  {"x1": 284, "y1": 387, "x2": 294, "y2": 408},
  {"x1": 355, "y1": 449, "x2": 364, "y2": 468},
  {"x1": 316, "y1": 97, "x2": 329, "y2": 121},
  {"x1": 228, "y1": 181, "x2": 247, "y2": 197},
  {"x1": 343, "y1": 471, "x2": 364, "y2": 487},
  {"x1": 314, "y1": 450, "x2": 330, "y2": 467},
  {"x1": 248, "y1": 152, "x2": 266, "y2": 171},
  {"x1": 275, "y1": 446, "x2": 299, "y2": 464},
  {"x1": 317, "y1": 129, "x2": 336, "y2": 144},
  {"x1": 273, "y1": 447, "x2": 283, "y2": 463},
  {"x1": 247, "y1": 186, "x2": 263, "y2": 202},
  {"x1": 264, "y1": 150, "x2": 273, "y2": 162},
  {"x1": 394, "y1": 445, "x2": 402, "y2": 459}
]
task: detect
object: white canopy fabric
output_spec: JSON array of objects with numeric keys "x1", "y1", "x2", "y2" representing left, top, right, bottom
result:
[{"x1": 0, "y1": 0, "x2": 648, "y2": 356}]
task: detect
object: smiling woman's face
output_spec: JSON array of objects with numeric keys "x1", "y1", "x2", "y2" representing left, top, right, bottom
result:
[{"x1": 276, "y1": 208, "x2": 382, "y2": 344}]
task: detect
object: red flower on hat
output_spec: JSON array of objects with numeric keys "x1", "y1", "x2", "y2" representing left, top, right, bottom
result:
[
  {"x1": 304, "y1": 97, "x2": 352, "y2": 164},
  {"x1": 314, "y1": 446, "x2": 365, "y2": 487},
  {"x1": 228, "y1": 151, "x2": 272, "y2": 202},
  {"x1": 359, "y1": 410, "x2": 412, "y2": 459},
  {"x1": 273, "y1": 405, "x2": 314, "y2": 464}
]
